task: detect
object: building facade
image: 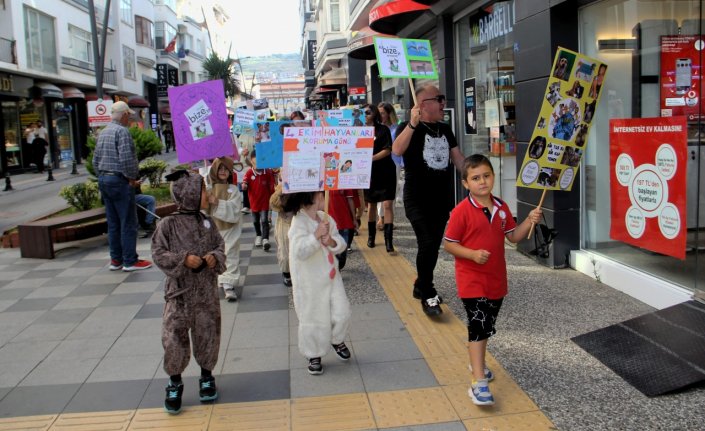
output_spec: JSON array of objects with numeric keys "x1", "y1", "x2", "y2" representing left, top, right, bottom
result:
[
  {"x1": 0, "y1": 0, "x2": 210, "y2": 176},
  {"x1": 300, "y1": 0, "x2": 704, "y2": 308}
]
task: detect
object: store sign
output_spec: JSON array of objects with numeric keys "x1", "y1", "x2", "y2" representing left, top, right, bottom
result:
[
  {"x1": 609, "y1": 116, "x2": 687, "y2": 260},
  {"x1": 157, "y1": 64, "x2": 168, "y2": 97},
  {"x1": 470, "y1": 1, "x2": 515, "y2": 47},
  {"x1": 168, "y1": 67, "x2": 179, "y2": 87},
  {"x1": 349, "y1": 87, "x2": 366, "y2": 95},
  {"x1": 307, "y1": 40, "x2": 318, "y2": 70}
]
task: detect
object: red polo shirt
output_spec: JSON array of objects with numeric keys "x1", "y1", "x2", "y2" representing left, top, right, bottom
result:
[
  {"x1": 444, "y1": 195, "x2": 516, "y2": 299},
  {"x1": 243, "y1": 168, "x2": 275, "y2": 212},
  {"x1": 328, "y1": 189, "x2": 355, "y2": 230}
]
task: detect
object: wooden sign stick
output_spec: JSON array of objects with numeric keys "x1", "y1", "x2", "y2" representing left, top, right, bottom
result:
[
  {"x1": 408, "y1": 78, "x2": 418, "y2": 105},
  {"x1": 527, "y1": 188, "x2": 547, "y2": 239}
]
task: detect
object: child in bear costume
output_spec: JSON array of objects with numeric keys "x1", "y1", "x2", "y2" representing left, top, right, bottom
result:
[
  {"x1": 285, "y1": 190, "x2": 352, "y2": 375},
  {"x1": 151, "y1": 170, "x2": 226, "y2": 414}
]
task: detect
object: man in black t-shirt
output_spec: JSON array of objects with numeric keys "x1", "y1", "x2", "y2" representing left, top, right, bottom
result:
[{"x1": 392, "y1": 85, "x2": 465, "y2": 316}]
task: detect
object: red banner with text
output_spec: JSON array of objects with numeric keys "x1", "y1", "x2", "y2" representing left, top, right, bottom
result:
[{"x1": 609, "y1": 117, "x2": 688, "y2": 259}]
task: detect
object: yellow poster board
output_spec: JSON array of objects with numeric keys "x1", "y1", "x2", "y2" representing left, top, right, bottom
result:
[{"x1": 516, "y1": 47, "x2": 608, "y2": 191}]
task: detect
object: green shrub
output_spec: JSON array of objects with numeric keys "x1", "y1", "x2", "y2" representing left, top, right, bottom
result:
[
  {"x1": 84, "y1": 127, "x2": 163, "y2": 178},
  {"x1": 59, "y1": 181, "x2": 101, "y2": 211},
  {"x1": 139, "y1": 158, "x2": 168, "y2": 188}
]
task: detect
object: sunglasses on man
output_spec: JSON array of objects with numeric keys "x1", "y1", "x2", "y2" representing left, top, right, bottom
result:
[{"x1": 422, "y1": 95, "x2": 446, "y2": 103}]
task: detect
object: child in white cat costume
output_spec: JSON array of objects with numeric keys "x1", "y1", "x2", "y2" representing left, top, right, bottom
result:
[{"x1": 285, "y1": 191, "x2": 352, "y2": 375}]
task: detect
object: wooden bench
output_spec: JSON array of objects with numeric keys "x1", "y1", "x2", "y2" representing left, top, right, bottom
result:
[{"x1": 18, "y1": 207, "x2": 107, "y2": 259}]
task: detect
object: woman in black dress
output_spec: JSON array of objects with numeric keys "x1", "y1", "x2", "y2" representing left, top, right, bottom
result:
[{"x1": 362, "y1": 104, "x2": 397, "y2": 254}]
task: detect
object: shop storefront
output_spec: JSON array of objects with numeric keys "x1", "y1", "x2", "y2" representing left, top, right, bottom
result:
[
  {"x1": 0, "y1": 73, "x2": 33, "y2": 175},
  {"x1": 572, "y1": 0, "x2": 703, "y2": 305},
  {"x1": 454, "y1": 0, "x2": 517, "y2": 212}
]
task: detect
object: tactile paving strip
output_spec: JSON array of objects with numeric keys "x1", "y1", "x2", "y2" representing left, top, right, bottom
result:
[
  {"x1": 0, "y1": 414, "x2": 55, "y2": 431},
  {"x1": 210, "y1": 400, "x2": 290, "y2": 430},
  {"x1": 368, "y1": 387, "x2": 458, "y2": 428},
  {"x1": 50, "y1": 411, "x2": 134, "y2": 430},
  {"x1": 290, "y1": 393, "x2": 375, "y2": 431},
  {"x1": 127, "y1": 406, "x2": 212, "y2": 430},
  {"x1": 464, "y1": 411, "x2": 558, "y2": 430}
]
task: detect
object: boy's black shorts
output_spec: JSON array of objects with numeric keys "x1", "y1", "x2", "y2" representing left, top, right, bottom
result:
[{"x1": 461, "y1": 297, "x2": 504, "y2": 342}]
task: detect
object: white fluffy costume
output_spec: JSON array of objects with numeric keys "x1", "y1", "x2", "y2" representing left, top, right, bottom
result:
[
  {"x1": 206, "y1": 157, "x2": 243, "y2": 289},
  {"x1": 288, "y1": 210, "x2": 351, "y2": 359}
]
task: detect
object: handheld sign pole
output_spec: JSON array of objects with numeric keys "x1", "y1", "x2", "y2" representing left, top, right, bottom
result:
[
  {"x1": 527, "y1": 189, "x2": 547, "y2": 239},
  {"x1": 408, "y1": 78, "x2": 418, "y2": 106}
]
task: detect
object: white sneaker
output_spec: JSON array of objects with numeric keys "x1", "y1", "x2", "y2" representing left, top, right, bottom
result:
[
  {"x1": 222, "y1": 283, "x2": 237, "y2": 302},
  {"x1": 262, "y1": 238, "x2": 271, "y2": 251},
  {"x1": 241, "y1": 207, "x2": 251, "y2": 214},
  {"x1": 255, "y1": 236, "x2": 263, "y2": 247}
]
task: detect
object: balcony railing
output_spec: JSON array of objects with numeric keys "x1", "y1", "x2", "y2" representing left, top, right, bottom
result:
[
  {"x1": 104, "y1": 68, "x2": 117, "y2": 86},
  {"x1": 0, "y1": 38, "x2": 17, "y2": 64}
]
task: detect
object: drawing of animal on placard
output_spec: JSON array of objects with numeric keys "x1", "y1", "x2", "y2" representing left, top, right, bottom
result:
[{"x1": 307, "y1": 168, "x2": 317, "y2": 179}]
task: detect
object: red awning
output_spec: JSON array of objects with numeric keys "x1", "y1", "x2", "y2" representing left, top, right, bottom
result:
[
  {"x1": 369, "y1": 0, "x2": 431, "y2": 35},
  {"x1": 409, "y1": 0, "x2": 439, "y2": 5},
  {"x1": 84, "y1": 92, "x2": 111, "y2": 101},
  {"x1": 348, "y1": 26, "x2": 395, "y2": 60},
  {"x1": 128, "y1": 95, "x2": 150, "y2": 108},
  {"x1": 61, "y1": 86, "x2": 85, "y2": 99},
  {"x1": 317, "y1": 87, "x2": 339, "y2": 93}
]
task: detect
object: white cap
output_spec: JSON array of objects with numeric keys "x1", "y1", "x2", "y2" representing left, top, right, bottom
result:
[{"x1": 111, "y1": 101, "x2": 135, "y2": 114}]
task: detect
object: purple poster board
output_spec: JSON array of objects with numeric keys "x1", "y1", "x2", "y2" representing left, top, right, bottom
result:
[{"x1": 168, "y1": 80, "x2": 233, "y2": 163}]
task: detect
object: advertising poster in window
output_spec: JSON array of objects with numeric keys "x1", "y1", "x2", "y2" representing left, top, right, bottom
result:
[
  {"x1": 281, "y1": 127, "x2": 374, "y2": 193},
  {"x1": 609, "y1": 116, "x2": 687, "y2": 260},
  {"x1": 168, "y1": 79, "x2": 233, "y2": 163},
  {"x1": 464, "y1": 78, "x2": 477, "y2": 135},
  {"x1": 660, "y1": 35, "x2": 704, "y2": 120},
  {"x1": 374, "y1": 37, "x2": 438, "y2": 80},
  {"x1": 516, "y1": 47, "x2": 608, "y2": 191}
]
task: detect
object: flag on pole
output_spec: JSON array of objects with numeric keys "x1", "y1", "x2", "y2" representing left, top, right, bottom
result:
[{"x1": 165, "y1": 35, "x2": 177, "y2": 53}]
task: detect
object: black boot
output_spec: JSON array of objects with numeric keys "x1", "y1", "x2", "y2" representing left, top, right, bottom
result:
[
  {"x1": 384, "y1": 223, "x2": 396, "y2": 254},
  {"x1": 367, "y1": 222, "x2": 376, "y2": 248}
]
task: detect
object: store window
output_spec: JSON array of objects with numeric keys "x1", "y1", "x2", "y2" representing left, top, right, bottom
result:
[
  {"x1": 455, "y1": 0, "x2": 517, "y2": 211},
  {"x1": 53, "y1": 102, "x2": 74, "y2": 165},
  {"x1": 135, "y1": 16, "x2": 155, "y2": 47},
  {"x1": 69, "y1": 25, "x2": 93, "y2": 65},
  {"x1": 24, "y1": 6, "x2": 57, "y2": 74},
  {"x1": 579, "y1": 0, "x2": 703, "y2": 292},
  {"x1": 2, "y1": 101, "x2": 21, "y2": 167}
]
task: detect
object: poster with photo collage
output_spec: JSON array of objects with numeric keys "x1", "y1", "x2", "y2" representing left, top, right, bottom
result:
[{"x1": 516, "y1": 47, "x2": 608, "y2": 191}]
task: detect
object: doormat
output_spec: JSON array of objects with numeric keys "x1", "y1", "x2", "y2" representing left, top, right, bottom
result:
[{"x1": 572, "y1": 300, "x2": 705, "y2": 397}]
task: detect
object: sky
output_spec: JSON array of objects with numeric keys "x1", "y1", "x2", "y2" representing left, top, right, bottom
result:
[{"x1": 219, "y1": 0, "x2": 302, "y2": 58}]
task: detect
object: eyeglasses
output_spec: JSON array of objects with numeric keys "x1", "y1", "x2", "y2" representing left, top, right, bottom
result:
[{"x1": 422, "y1": 95, "x2": 446, "y2": 104}]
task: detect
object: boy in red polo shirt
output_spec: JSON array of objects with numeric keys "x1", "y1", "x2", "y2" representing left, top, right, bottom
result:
[
  {"x1": 443, "y1": 154, "x2": 542, "y2": 406},
  {"x1": 242, "y1": 150, "x2": 276, "y2": 251}
]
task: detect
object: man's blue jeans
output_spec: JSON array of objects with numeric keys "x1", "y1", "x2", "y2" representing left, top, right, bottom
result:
[
  {"x1": 99, "y1": 175, "x2": 138, "y2": 266},
  {"x1": 135, "y1": 193, "x2": 156, "y2": 225}
]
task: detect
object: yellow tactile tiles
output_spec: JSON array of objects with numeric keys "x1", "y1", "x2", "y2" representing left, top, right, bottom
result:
[{"x1": 1, "y1": 227, "x2": 556, "y2": 431}]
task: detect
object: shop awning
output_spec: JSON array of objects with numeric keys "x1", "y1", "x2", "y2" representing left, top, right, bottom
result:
[
  {"x1": 409, "y1": 0, "x2": 439, "y2": 4},
  {"x1": 84, "y1": 92, "x2": 111, "y2": 101},
  {"x1": 61, "y1": 86, "x2": 85, "y2": 99},
  {"x1": 128, "y1": 95, "x2": 150, "y2": 108},
  {"x1": 316, "y1": 87, "x2": 339, "y2": 93},
  {"x1": 369, "y1": 0, "x2": 431, "y2": 35},
  {"x1": 34, "y1": 82, "x2": 64, "y2": 99},
  {"x1": 348, "y1": 26, "x2": 395, "y2": 60},
  {"x1": 159, "y1": 104, "x2": 171, "y2": 121},
  {"x1": 318, "y1": 68, "x2": 347, "y2": 87}
]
